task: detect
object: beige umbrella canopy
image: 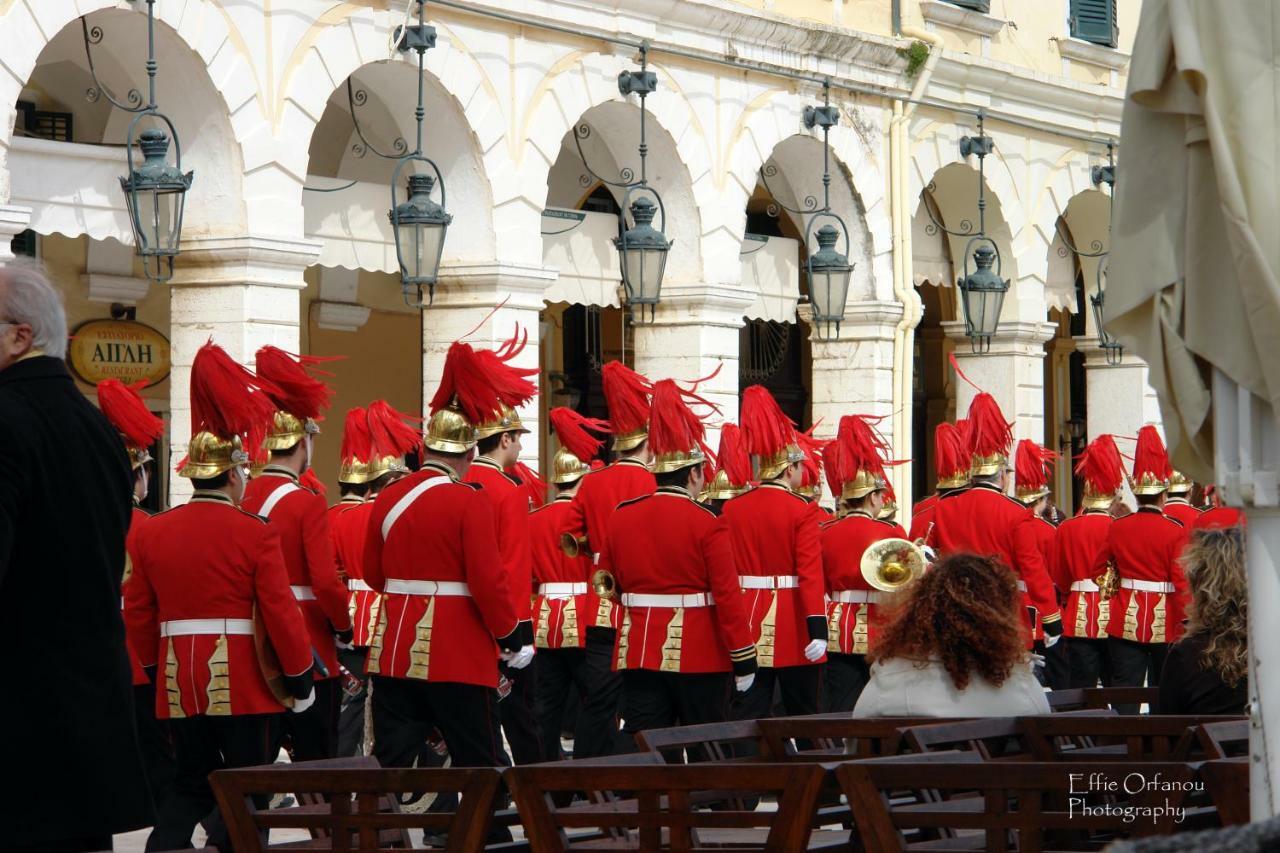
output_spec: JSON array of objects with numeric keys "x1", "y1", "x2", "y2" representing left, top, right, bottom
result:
[{"x1": 1107, "y1": 0, "x2": 1280, "y2": 483}]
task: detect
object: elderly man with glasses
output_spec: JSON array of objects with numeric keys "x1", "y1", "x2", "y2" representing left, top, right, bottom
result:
[{"x1": 0, "y1": 261, "x2": 153, "y2": 851}]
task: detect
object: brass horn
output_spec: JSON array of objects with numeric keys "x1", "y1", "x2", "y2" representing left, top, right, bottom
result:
[
  {"x1": 591, "y1": 568, "x2": 617, "y2": 601},
  {"x1": 860, "y1": 538, "x2": 927, "y2": 593},
  {"x1": 560, "y1": 531, "x2": 590, "y2": 559},
  {"x1": 1094, "y1": 560, "x2": 1120, "y2": 599}
]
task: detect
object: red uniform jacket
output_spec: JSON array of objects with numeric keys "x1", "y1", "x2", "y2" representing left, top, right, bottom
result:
[
  {"x1": 326, "y1": 495, "x2": 365, "y2": 580},
  {"x1": 124, "y1": 505, "x2": 151, "y2": 686},
  {"x1": 464, "y1": 458, "x2": 535, "y2": 631},
  {"x1": 562, "y1": 458, "x2": 656, "y2": 630},
  {"x1": 1093, "y1": 507, "x2": 1190, "y2": 644},
  {"x1": 820, "y1": 512, "x2": 906, "y2": 655},
  {"x1": 1018, "y1": 515, "x2": 1059, "y2": 641},
  {"x1": 241, "y1": 468, "x2": 352, "y2": 679},
  {"x1": 331, "y1": 499, "x2": 379, "y2": 647},
  {"x1": 598, "y1": 487, "x2": 755, "y2": 674},
  {"x1": 530, "y1": 495, "x2": 593, "y2": 650},
  {"x1": 124, "y1": 493, "x2": 313, "y2": 718},
  {"x1": 362, "y1": 463, "x2": 520, "y2": 687},
  {"x1": 1054, "y1": 510, "x2": 1113, "y2": 639},
  {"x1": 721, "y1": 482, "x2": 826, "y2": 668},
  {"x1": 1164, "y1": 499, "x2": 1201, "y2": 528},
  {"x1": 929, "y1": 483, "x2": 1062, "y2": 643},
  {"x1": 908, "y1": 488, "x2": 962, "y2": 542}
]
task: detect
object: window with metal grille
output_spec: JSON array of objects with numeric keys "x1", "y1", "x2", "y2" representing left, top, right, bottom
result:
[
  {"x1": 9, "y1": 230, "x2": 36, "y2": 258},
  {"x1": 15, "y1": 100, "x2": 73, "y2": 142},
  {"x1": 946, "y1": 0, "x2": 991, "y2": 12},
  {"x1": 1070, "y1": 0, "x2": 1119, "y2": 48}
]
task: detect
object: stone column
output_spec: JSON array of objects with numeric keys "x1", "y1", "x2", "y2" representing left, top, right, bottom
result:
[
  {"x1": 944, "y1": 319, "x2": 1056, "y2": 444},
  {"x1": 1077, "y1": 338, "x2": 1162, "y2": 443},
  {"x1": 630, "y1": 282, "x2": 753, "y2": 451},
  {"x1": 0, "y1": 204, "x2": 31, "y2": 262},
  {"x1": 803, "y1": 299, "x2": 904, "y2": 507},
  {"x1": 423, "y1": 263, "x2": 557, "y2": 471},
  {"x1": 168, "y1": 235, "x2": 320, "y2": 501}
]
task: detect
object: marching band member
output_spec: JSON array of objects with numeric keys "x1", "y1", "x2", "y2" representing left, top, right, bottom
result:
[
  {"x1": 820, "y1": 415, "x2": 906, "y2": 712},
  {"x1": 125, "y1": 341, "x2": 314, "y2": 851},
  {"x1": 461, "y1": 329, "x2": 542, "y2": 764},
  {"x1": 930, "y1": 385, "x2": 1063, "y2": 649},
  {"x1": 1012, "y1": 438, "x2": 1068, "y2": 688},
  {"x1": 241, "y1": 346, "x2": 353, "y2": 760},
  {"x1": 599, "y1": 380, "x2": 757, "y2": 744},
  {"x1": 530, "y1": 407, "x2": 611, "y2": 759},
  {"x1": 726, "y1": 386, "x2": 827, "y2": 721},
  {"x1": 1093, "y1": 426, "x2": 1190, "y2": 711},
  {"x1": 794, "y1": 425, "x2": 832, "y2": 517},
  {"x1": 703, "y1": 424, "x2": 752, "y2": 516},
  {"x1": 909, "y1": 422, "x2": 969, "y2": 542},
  {"x1": 361, "y1": 340, "x2": 529, "y2": 771},
  {"x1": 1055, "y1": 434, "x2": 1124, "y2": 688},
  {"x1": 98, "y1": 379, "x2": 173, "y2": 808},
  {"x1": 1164, "y1": 471, "x2": 1202, "y2": 526}
]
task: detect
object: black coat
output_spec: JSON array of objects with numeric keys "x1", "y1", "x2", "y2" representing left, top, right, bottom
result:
[{"x1": 0, "y1": 356, "x2": 153, "y2": 842}]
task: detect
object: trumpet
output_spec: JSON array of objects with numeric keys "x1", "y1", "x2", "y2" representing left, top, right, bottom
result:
[
  {"x1": 860, "y1": 537, "x2": 928, "y2": 593},
  {"x1": 1095, "y1": 561, "x2": 1120, "y2": 599},
  {"x1": 591, "y1": 568, "x2": 618, "y2": 601},
  {"x1": 560, "y1": 532, "x2": 590, "y2": 559}
]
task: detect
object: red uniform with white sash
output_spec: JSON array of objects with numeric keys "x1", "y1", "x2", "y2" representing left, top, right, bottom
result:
[
  {"x1": 464, "y1": 458, "x2": 535, "y2": 630},
  {"x1": 331, "y1": 498, "x2": 379, "y2": 646},
  {"x1": 241, "y1": 467, "x2": 352, "y2": 679},
  {"x1": 820, "y1": 512, "x2": 905, "y2": 655},
  {"x1": 360, "y1": 462, "x2": 520, "y2": 687},
  {"x1": 124, "y1": 492, "x2": 313, "y2": 718},
  {"x1": 1054, "y1": 509, "x2": 1113, "y2": 639},
  {"x1": 721, "y1": 482, "x2": 826, "y2": 668},
  {"x1": 530, "y1": 495, "x2": 593, "y2": 650},
  {"x1": 598, "y1": 488, "x2": 755, "y2": 673},
  {"x1": 1094, "y1": 507, "x2": 1190, "y2": 644},
  {"x1": 124, "y1": 505, "x2": 152, "y2": 686},
  {"x1": 1016, "y1": 515, "x2": 1058, "y2": 641}
]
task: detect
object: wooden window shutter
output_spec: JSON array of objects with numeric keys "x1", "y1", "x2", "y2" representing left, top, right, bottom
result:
[{"x1": 1070, "y1": 0, "x2": 1119, "y2": 48}]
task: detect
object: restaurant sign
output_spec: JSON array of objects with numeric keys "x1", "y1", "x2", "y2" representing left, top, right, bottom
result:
[{"x1": 68, "y1": 319, "x2": 171, "y2": 386}]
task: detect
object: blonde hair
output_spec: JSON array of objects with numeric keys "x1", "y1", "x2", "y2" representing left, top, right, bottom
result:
[{"x1": 1180, "y1": 527, "x2": 1248, "y2": 688}]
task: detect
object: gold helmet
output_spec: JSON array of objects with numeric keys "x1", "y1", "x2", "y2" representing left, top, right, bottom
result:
[
  {"x1": 602, "y1": 363, "x2": 652, "y2": 452},
  {"x1": 1129, "y1": 425, "x2": 1172, "y2": 496},
  {"x1": 548, "y1": 407, "x2": 609, "y2": 486},
  {"x1": 337, "y1": 407, "x2": 373, "y2": 486},
  {"x1": 264, "y1": 410, "x2": 320, "y2": 451},
  {"x1": 965, "y1": 392, "x2": 1013, "y2": 477},
  {"x1": 426, "y1": 333, "x2": 537, "y2": 454},
  {"x1": 1168, "y1": 470, "x2": 1193, "y2": 495},
  {"x1": 254, "y1": 346, "x2": 333, "y2": 452},
  {"x1": 705, "y1": 467, "x2": 749, "y2": 500},
  {"x1": 423, "y1": 404, "x2": 475, "y2": 453},
  {"x1": 473, "y1": 403, "x2": 530, "y2": 441},
  {"x1": 648, "y1": 379, "x2": 709, "y2": 475},
  {"x1": 1077, "y1": 434, "x2": 1124, "y2": 510},
  {"x1": 178, "y1": 432, "x2": 250, "y2": 479},
  {"x1": 1013, "y1": 439, "x2": 1055, "y2": 504},
  {"x1": 550, "y1": 446, "x2": 591, "y2": 485},
  {"x1": 181, "y1": 340, "x2": 279, "y2": 481},
  {"x1": 741, "y1": 386, "x2": 802, "y2": 481},
  {"x1": 878, "y1": 498, "x2": 898, "y2": 520}
]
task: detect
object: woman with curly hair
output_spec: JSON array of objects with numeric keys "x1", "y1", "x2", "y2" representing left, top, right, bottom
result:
[
  {"x1": 853, "y1": 553, "x2": 1049, "y2": 716},
  {"x1": 1156, "y1": 527, "x2": 1249, "y2": 714}
]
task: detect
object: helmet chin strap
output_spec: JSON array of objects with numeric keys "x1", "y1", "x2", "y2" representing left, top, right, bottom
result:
[
  {"x1": 138, "y1": 466, "x2": 149, "y2": 502},
  {"x1": 301, "y1": 434, "x2": 313, "y2": 474}
]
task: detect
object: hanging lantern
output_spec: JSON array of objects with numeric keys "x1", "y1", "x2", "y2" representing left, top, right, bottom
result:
[
  {"x1": 390, "y1": 169, "x2": 452, "y2": 304},
  {"x1": 957, "y1": 239, "x2": 1009, "y2": 352},
  {"x1": 1090, "y1": 287, "x2": 1123, "y2": 366},
  {"x1": 614, "y1": 192, "x2": 671, "y2": 322},
  {"x1": 806, "y1": 220, "x2": 853, "y2": 339},
  {"x1": 119, "y1": 120, "x2": 192, "y2": 283}
]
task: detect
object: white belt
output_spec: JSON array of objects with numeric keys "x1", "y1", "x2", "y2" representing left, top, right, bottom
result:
[
  {"x1": 291, "y1": 585, "x2": 316, "y2": 601},
  {"x1": 539, "y1": 582, "x2": 588, "y2": 598},
  {"x1": 348, "y1": 579, "x2": 374, "y2": 593},
  {"x1": 1016, "y1": 580, "x2": 1028, "y2": 592},
  {"x1": 621, "y1": 592, "x2": 715, "y2": 608},
  {"x1": 161, "y1": 618, "x2": 254, "y2": 637},
  {"x1": 829, "y1": 590, "x2": 881, "y2": 605},
  {"x1": 1071, "y1": 580, "x2": 1100, "y2": 593},
  {"x1": 1120, "y1": 579, "x2": 1176, "y2": 593},
  {"x1": 739, "y1": 575, "x2": 799, "y2": 590},
  {"x1": 383, "y1": 579, "x2": 472, "y2": 597}
]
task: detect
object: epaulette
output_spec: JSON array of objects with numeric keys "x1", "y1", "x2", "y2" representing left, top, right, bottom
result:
[
  {"x1": 819, "y1": 517, "x2": 840, "y2": 530},
  {"x1": 1164, "y1": 515, "x2": 1185, "y2": 528},
  {"x1": 240, "y1": 509, "x2": 270, "y2": 524},
  {"x1": 463, "y1": 481, "x2": 483, "y2": 491},
  {"x1": 150, "y1": 504, "x2": 184, "y2": 519},
  {"x1": 615, "y1": 493, "x2": 652, "y2": 510},
  {"x1": 873, "y1": 517, "x2": 899, "y2": 528},
  {"x1": 500, "y1": 471, "x2": 522, "y2": 488},
  {"x1": 938, "y1": 486, "x2": 969, "y2": 500}
]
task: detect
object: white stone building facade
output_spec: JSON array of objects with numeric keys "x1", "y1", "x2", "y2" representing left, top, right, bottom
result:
[{"x1": 0, "y1": 0, "x2": 1159, "y2": 512}]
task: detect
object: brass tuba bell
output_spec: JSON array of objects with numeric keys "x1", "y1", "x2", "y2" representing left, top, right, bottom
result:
[
  {"x1": 860, "y1": 538, "x2": 927, "y2": 593},
  {"x1": 560, "y1": 531, "x2": 590, "y2": 559},
  {"x1": 591, "y1": 568, "x2": 617, "y2": 601}
]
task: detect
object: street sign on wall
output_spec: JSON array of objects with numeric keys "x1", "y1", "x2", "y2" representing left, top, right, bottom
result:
[{"x1": 67, "y1": 319, "x2": 171, "y2": 386}]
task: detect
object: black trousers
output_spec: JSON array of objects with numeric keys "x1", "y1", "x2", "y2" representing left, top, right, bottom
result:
[
  {"x1": 825, "y1": 654, "x2": 871, "y2": 713},
  {"x1": 1032, "y1": 639, "x2": 1072, "y2": 691},
  {"x1": 1108, "y1": 637, "x2": 1169, "y2": 714},
  {"x1": 371, "y1": 676, "x2": 506, "y2": 770},
  {"x1": 277, "y1": 677, "x2": 339, "y2": 761},
  {"x1": 731, "y1": 664, "x2": 823, "y2": 721},
  {"x1": 336, "y1": 647, "x2": 370, "y2": 757},
  {"x1": 1067, "y1": 638, "x2": 1113, "y2": 689},
  {"x1": 498, "y1": 661, "x2": 543, "y2": 764},
  {"x1": 619, "y1": 670, "x2": 731, "y2": 757},
  {"x1": 535, "y1": 630, "x2": 626, "y2": 760},
  {"x1": 134, "y1": 682, "x2": 176, "y2": 812},
  {"x1": 146, "y1": 713, "x2": 277, "y2": 852}
]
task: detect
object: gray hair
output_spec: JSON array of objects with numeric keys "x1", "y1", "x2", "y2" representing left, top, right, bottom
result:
[{"x1": 0, "y1": 260, "x2": 68, "y2": 358}]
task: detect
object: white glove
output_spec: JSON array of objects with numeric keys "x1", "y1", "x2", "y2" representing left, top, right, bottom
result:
[
  {"x1": 735, "y1": 673, "x2": 755, "y2": 693},
  {"x1": 501, "y1": 645, "x2": 535, "y2": 670},
  {"x1": 290, "y1": 687, "x2": 316, "y2": 714},
  {"x1": 1043, "y1": 632, "x2": 1062, "y2": 649},
  {"x1": 335, "y1": 637, "x2": 355, "y2": 651},
  {"x1": 1028, "y1": 653, "x2": 1046, "y2": 671},
  {"x1": 803, "y1": 639, "x2": 827, "y2": 662}
]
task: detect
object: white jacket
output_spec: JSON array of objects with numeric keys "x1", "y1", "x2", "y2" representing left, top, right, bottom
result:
[{"x1": 852, "y1": 656, "x2": 1050, "y2": 717}]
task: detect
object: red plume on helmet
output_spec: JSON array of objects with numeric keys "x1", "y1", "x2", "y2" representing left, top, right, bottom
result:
[
  {"x1": 934, "y1": 422, "x2": 968, "y2": 485},
  {"x1": 739, "y1": 385, "x2": 797, "y2": 458},
  {"x1": 602, "y1": 362, "x2": 653, "y2": 437},
  {"x1": 339, "y1": 406, "x2": 372, "y2": 466},
  {"x1": 253, "y1": 346, "x2": 336, "y2": 421},
  {"x1": 189, "y1": 339, "x2": 282, "y2": 453},
  {"x1": 837, "y1": 414, "x2": 890, "y2": 480},
  {"x1": 1075, "y1": 433, "x2": 1124, "y2": 496},
  {"x1": 821, "y1": 431, "x2": 849, "y2": 495},
  {"x1": 366, "y1": 400, "x2": 422, "y2": 458},
  {"x1": 648, "y1": 379, "x2": 709, "y2": 460},
  {"x1": 549, "y1": 407, "x2": 610, "y2": 464},
  {"x1": 715, "y1": 424, "x2": 753, "y2": 488},
  {"x1": 1014, "y1": 439, "x2": 1056, "y2": 495},
  {"x1": 965, "y1": 393, "x2": 1013, "y2": 464},
  {"x1": 1131, "y1": 424, "x2": 1173, "y2": 489},
  {"x1": 511, "y1": 461, "x2": 547, "y2": 509},
  {"x1": 300, "y1": 469, "x2": 327, "y2": 496},
  {"x1": 97, "y1": 379, "x2": 164, "y2": 452},
  {"x1": 795, "y1": 425, "x2": 828, "y2": 488},
  {"x1": 427, "y1": 342, "x2": 503, "y2": 425},
  {"x1": 470, "y1": 327, "x2": 539, "y2": 412}
]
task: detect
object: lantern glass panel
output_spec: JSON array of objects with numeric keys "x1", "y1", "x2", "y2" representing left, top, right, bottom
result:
[
  {"x1": 809, "y1": 267, "x2": 852, "y2": 325},
  {"x1": 130, "y1": 186, "x2": 181, "y2": 255},
  {"x1": 399, "y1": 219, "x2": 446, "y2": 284},
  {"x1": 621, "y1": 244, "x2": 668, "y2": 305}
]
